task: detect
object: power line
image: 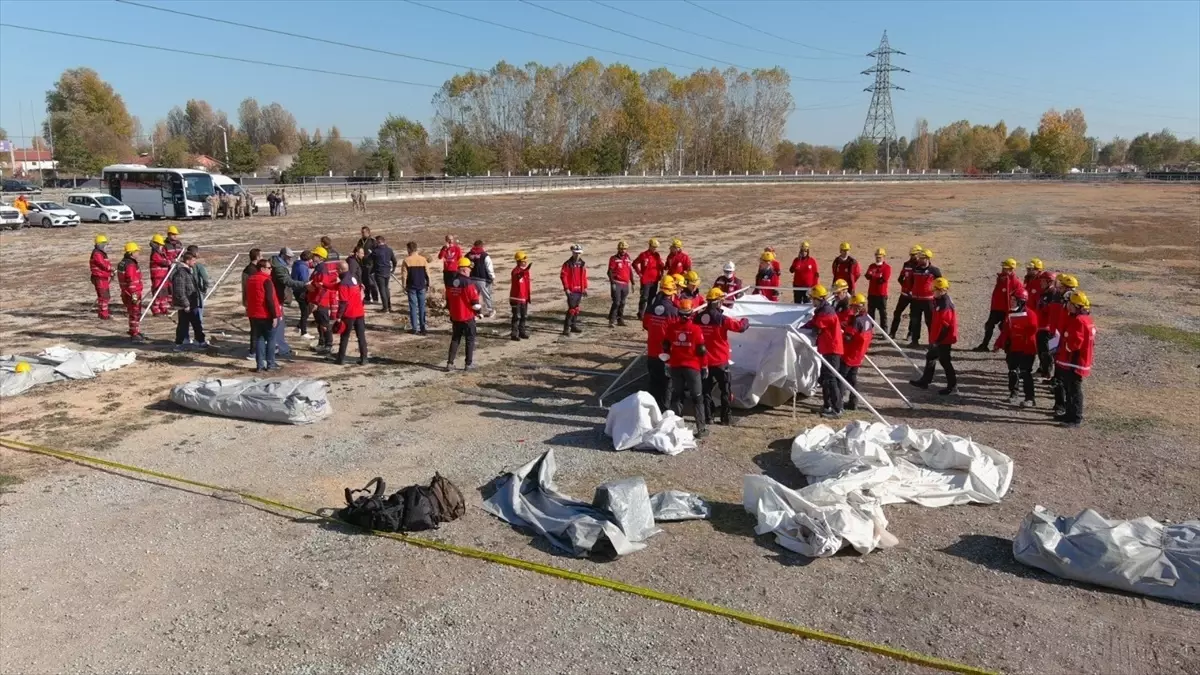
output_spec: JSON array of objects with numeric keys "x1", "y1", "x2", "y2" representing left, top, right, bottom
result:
[
  {"x1": 0, "y1": 24, "x2": 442, "y2": 88},
  {"x1": 402, "y1": 0, "x2": 696, "y2": 70},
  {"x1": 115, "y1": 0, "x2": 486, "y2": 72},
  {"x1": 681, "y1": 0, "x2": 860, "y2": 59}
]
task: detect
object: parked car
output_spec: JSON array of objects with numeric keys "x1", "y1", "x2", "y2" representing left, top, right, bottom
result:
[
  {"x1": 26, "y1": 200, "x2": 80, "y2": 227},
  {"x1": 65, "y1": 192, "x2": 134, "y2": 223},
  {"x1": 0, "y1": 203, "x2": 24, "y2": 230},
  {"x1": 1, "y1": 179, "x2": 42, "y2": 194}
]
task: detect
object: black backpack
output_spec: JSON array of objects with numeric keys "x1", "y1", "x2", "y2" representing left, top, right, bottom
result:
[
  {"x1": 338, "y1": 478, "x2": 405, "y2": 532},
  {"x1": 337, "y1": 477, "x2": 453, "y2": 533}
]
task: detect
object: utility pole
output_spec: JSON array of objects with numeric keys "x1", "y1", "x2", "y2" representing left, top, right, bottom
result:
[
  {"x1": 861, "y1": 31, "x2": 907, "y2": 172},
  {"x1": 216, "y1": 125, "x2": 230, "y2": 170}
]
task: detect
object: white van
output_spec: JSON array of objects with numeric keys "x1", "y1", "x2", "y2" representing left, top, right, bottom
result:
[
  {"x1": 212, "y1": 174, "x2": 258, "y2": 213},
  {"x1": 66, "y1": 192, "x2": 135, "y2": 223}
]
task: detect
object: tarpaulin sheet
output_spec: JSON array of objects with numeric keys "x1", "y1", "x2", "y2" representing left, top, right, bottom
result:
[
  {"x1": 744, "y1": 421, "x2": 1013, "y2": 557},
  {"x1": 0, "y1": 346, "x2": 137, "y2": 397},
  {"x1": 1014, "y1": 505, "x2": 1200, "y2": 605},
  {"x1": 604, "y1": 391, "x2": 696, "y2": 455},
  {"x1": 650, "y1": 490, "x2": 711, "y2": 521},
  {"x1": 169, "y1": 377, "x2": 332, "y2": 424},
  {"x1": 724, "y1": 296, "x2": 820, "y2": 408}
]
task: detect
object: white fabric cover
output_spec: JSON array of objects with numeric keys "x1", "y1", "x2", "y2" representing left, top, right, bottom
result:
[
  {"x1": 604, "y1": 391, "x2": 696, "y2": 455},
  {"x1": 0, "y1": 346, "x2": 137, "y2": 397},
  {"x1": 169, "y1": 377, "x2": 332, "y2": 424},
  {"x1": 1014, "y1": 506, "x2": 1200, "y2": 605},
  {"x1": 724, "y1": 296, "x2": 820, "y2": 407}
]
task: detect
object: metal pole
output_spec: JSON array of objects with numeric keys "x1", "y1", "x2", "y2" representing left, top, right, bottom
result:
[
  {"x1": 203, "y1": 254, "x2": 239, "y2": 303},
  {"x1": 598, "y1": 354, "x2": 645, "y2": 408},
  {"x1": 139, "y1": 261, "x2": 180, "y2": 324},
  {"x1": 864, "y1": 354, "x2": 914, "y2": 409},
  {"x1": 865, "y1": 314, "x2": 922, "y2": 374},
  {"x1": 794, "y1": 331, "x2": 888, "y2": 425}
]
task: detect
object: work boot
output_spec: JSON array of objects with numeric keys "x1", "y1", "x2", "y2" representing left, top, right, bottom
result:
[
  {"x1": 938, "y1": 386, "x2": 958, "y2": 396},
  {"x1": 609, "y1": 320, "x2": 616, "y2": 328},
  {"x1": 562, "y1": 316, "x2": 572, "y2": 336},
  {"x1": 908, "y1": 340, "x2": 920, "y2": 348},
  {"x1": 909, "y1": 380, "x2": 929, "y2": 389},
  {"x1": 511, "y1": 333, "x2": 520, "y2": 341},
  {"x1": 570, "y1": 325, "x2": 582, "y2": 334},
  {"x1": 519, "y1": 331, "x2": 530, "y2": 340},
  {"x1": 721, "y1": 411, "x2": 732, "y2": 426},
  {"x1": 617, "y1": 318, "x2": 626, "y2": 327},
  {"x1": 463, "y1": 363, "x2": 475, "y2": 372},
  {"x1": 971, "y1": 344, "x2": 990, "y2": 353},
  {"x1": 131, "y1": 334, "x2": 148, "y2": 344},
  {"x1": 695, "y1": 425, "x2": 709, "y2": 438}
]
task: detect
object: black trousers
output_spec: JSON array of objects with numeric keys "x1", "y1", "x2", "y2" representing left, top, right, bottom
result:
[
  {"x1": 909, "y1": 299, "x2": 933, "y2": 343},
  {"x1": 449, "y1": 319, "x2": 477, "y2": 365},
  {"x1": 510, "y1": 301, "x2": 529, "y2": 337},
  {"x1": 838, "y1": 361, "x2": 860, "y2": 410},
  {"x1": 637, "y1": 282, "x2": 658, "y2": 318},
  {"x1": 297, "y1": 299, "x2": 312, "y2": 334},
  {"x1": 647, "y1": 357, "x2": 670, "y2": 410},
  {"x1": 363, "y1": 269, "x2": 378, "y2": 303},
  {"x1": 670, "y1": 366, "x2": 706, "y2": 429},
  {"x1": 564, "y1": 292, "x2": 583, "y2": 332},
  {"x1": 981, "y1": 309, "x2": 1006, "y2": 346},
  {"x1": 793, "y1": 289, "x2": 810, "y2": 304},
  {"x1": 919, "y1": 344, "x2": 957, "y2": 388},
  {"x1": 867, "y1": 295, "x2": 888, "y2": 330},
  {"x1": 336, "y1": 316, "x2": 367, "y2": 363},
  {"x1": 819, "y1": 354, "x2": 843, "y2": 413},
  {"x1": 175, "y1": 307, "x2": 205, "y2": 344},
  {"x1": 1060, "y1": 370, "x2": 1084, "y2": 422},
  {"x1": 314, "y1": 307, "x2": 332, "y2": 348},
  {"x1": 703, "y1": 364, "x2": 732, "y2": 422},
  {"x1": 1005, "y1": 352, "x2": 1036, "y2": 401},
  {"x1": 889, "y1": 294, "x2": 912, "y2": 337},
  {"x1": 373, "y1": 273, "x2": 392, "y2": 311},
  {"x1": 1036, "y1": 330, "x2": 1052, "y2": 375},
  {"x1": 609, "y1": 283, "x2": 629, "y2": 323},
  {"x1": 442, "y1": 270, "x2": 456, "y2": 287}
]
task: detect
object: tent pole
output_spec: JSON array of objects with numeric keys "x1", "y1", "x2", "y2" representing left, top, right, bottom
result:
[
  {"x1": 864, "y1": 354, "x2": 915, "y2": 409},
  {"x1": 866, "y1": 314, "x2": 922, "y2": 374},
  {"x1": 598, "y1": 354, "x2": 645, "y2": 407},
  {"x1": 203, "y1": 254, "x2": 240, "y2": 304},
  {"x1": 139, "y1": 260, "x2": 180, "y2": 324},
  {"x1": 796, "y1": 336, "x2": 888, "y2": 425}
]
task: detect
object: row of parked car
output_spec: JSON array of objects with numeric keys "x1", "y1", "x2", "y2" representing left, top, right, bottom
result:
[{"x1": 0, "y1": 193, "x2": 135, "y2": 230}]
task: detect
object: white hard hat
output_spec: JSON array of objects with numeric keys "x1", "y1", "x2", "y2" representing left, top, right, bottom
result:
[
  {"x1": 570, "y1": 244, "x2": 583, "y2": 253},
  {"x1": 723, "y1": 261, "x2": 735, "y2": 273}
]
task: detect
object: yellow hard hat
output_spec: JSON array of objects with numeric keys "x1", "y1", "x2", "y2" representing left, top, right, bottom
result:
[
  {"x1": 761, "y1": 251, "x2": 775, "y2": 262},
  {"x1": 706, "y1": 287, "x2": 725, "y2": 302},
  {"x1": 910, "y1": 244, "x2": 924, "y2": 255},
  {"x1": 1029, "y1": 258, "x2": 1044, "y2": 270},
  {"x1": 94, "y1": 234, "x2": 108, "y2": 245},
  {"x1": 1002, "y1": 258, "x2": 1018, "y2": 269},
  {"x1": 671, "y1": 238, "x2": 683, "y2": 248},
  {"x1": 1069, "y1": 290, "x2": 1090, "y2": 310},
  {"x1": 1059, "y1": 274, "x2": 1079, "y2": 288},
  {"x1": 167, "y1": 225, "x2": 180, "y2": 235},
  {"x1": 685, "y1": 270, "x2": 700, "y2": 283},
  {"x1": 810, "y1": 284, "x2": 829, "y2": 300},
  {"x1": 151, "y1": 234, "x2": 165, "y2": 246},
  {"x1": 514, "y1": 250, "x2": 528, "y2": 262},
  {"x1": 839, "y1": 242, "x2": 851, "y2": 252},
  {"x1": 850, "y1": 293, "x2": 867, "y2": 306},
  {"x1": 660, "y1": 277, "x2": 678, "y2": 293},
  {"x1": 458, "y1": 256, "x2": 473, "y2": 268},
  {"x1": 875, "y1": 247, "x2": 886, "y2": 256},
  {"x1": 312, "y1": 246, "x2": 328, "y2": 259},
  {"x1": 933, "y1": 277, "x2": 950, "y2": 291},
  {"x1": 617, "y1": 240, "x2": 628, "y2": 250},
  {"x1": 648, "y1": 238, "x2": 659, "y2": 248},
  {"x1": 832, "y1": 279, "x2": 849, "y2": 291},
  {"x1": 922, "y1": 248, "x2": 934, "y2": 259},
  {"x1": 801, "y1": 241, "x2": 811, "y2": 250},
  {"x1": 14, "y1": 361, "x2": 31, "y2": 374},
  {"x1": 672, "y1": 273, "x2": 685, "y2": 286},
  {"x1": 124, "y1": 242, "x2": 140, "y2": 254}
]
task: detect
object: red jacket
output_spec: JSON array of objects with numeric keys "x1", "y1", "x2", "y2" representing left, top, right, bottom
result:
[
  {"x1": 244, "y1": 271, "x2": 280, "y2": 320},
  {"x1": 438, "y1": 244, "x2": 463, "y2": 272},
  {"x1": 842, "y1": 313, "x2": 873, "y2": 367},
  {"x1": 909, "y1": 264, "x2": 942, "y2": 300},
  {"x1": 90, "y1": 248, "x2": 112, "y2": 282},
  {"x1": 446, "y1": 274, "x2": 481, "y2": 322},
  {"x1": 510, "y1": 265, "x2": 532, "y2": 303},
  {"x1": 664, "y1": 318, "x2": 706, "y2": 371},
  {"x1": 755, "y1": 266, "x2": 780, "y2": 301},
  {"x1": 165, "y1": 240, "x2": 184, "y2": 263},
  {"x1": 560, "y1": 257, "x2": 588, "y2": 293},
  {"x1": 831, "y1": 255, "x2": 861, "y2": 293},
  {"x1": 789, "y1": 255, "x2": 820, "y2": 288},
  {"x1": 642, "y1": 293, "x2": 679, "y2": 358},
  {"x1": 149, "y1": 244, "x2": 170, "y2": 274},
  {"x1": 337, "y1": 276, "x2": 366, "y2": 319},
  {"x1": 632, "y1": 250, "x2": 664, "y2": 285},
  {"x1": 695, "y1": 307, "x2": 749, "y2": 368},
  {"x1": 1043, "y1": 291, "x2": 1069, "y2": 335},
  {"x1": 665, "y1": 251, "x2": 692, "y2": 276},
  {"x1": 1056, "y1": 313, "x2": 1095, "y2": 377},
  {"x1": 308, "y1": 262, "x2": 341, "y2": 311},
  {"x1": 931, "y1": 295, "x2": 959, "y2": 345},
  {"x1": 117, "y1": 256, "x2": 143, "y2": 297},
  {"x1": 897, "y1": 258, "x2": 918, "y2": 296},
  {"x1": 608, "y1": 253, "x2": 633, "y2": 284},
  {"x1": 865, "y1": 262, "x2": 891, "y2": 297},
  {"x1": 995, "y1": 309, "x2": 1039, "y2": 355},
  {"x1": 803, "y1": 304, "x2": 844, "y2": 356},
  {"x1": 990, "y1": 272, "x2": 1023, "y2": 312},
  {"x1": 713, "y1": 274, "x2": 743, "y2": 306},
  {"x1": 835, "y1": 297, "x2": 854, "y2": 326}
]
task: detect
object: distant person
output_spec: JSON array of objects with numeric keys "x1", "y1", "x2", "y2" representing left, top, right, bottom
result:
[
  {"x1": 802, "y1": 284, "x2": 844, "y2": 418},
  {"x1": 170, "y1": 252, "x2": 207, "y2": 349},
  {"x1": 632, "y1": 238, "x2": 664, "y2": 319},
  {"x1": 370, "y1": 235, "x2": 397, "y2": 313},
  {"x1": 89, "y1": 234, "x2": 113, "y2": 320},
  {"x1": 560, "y1": 244, "x2": 588, "y2": 336},
  {"x1": 445, "y1": 257, "x2": 481, "y2": 371},
  {"x1": 438, "y1": 235, "x2": 463, "y2": 287},
  {"x1": 910, "y1": 277, "x2": 959, "y2": 396},
  {"x1": 245, "y1": 257, "x2": 281, "y2": 372},
  {"x1": 788, "y1": 242, "x2": 819, "y2": 303},
  {"x1": 831, "y1": 242, "x2": 861, "y2": 295},
  {"x1": 355, "y1": 227, "x2": 378, "y2": 304},
  {"x1": 889, "y1": 244, "x2": 924, "y2": 340},
  {"x1": 334, "y1": 260, "x2": 368, "y2": 366},
  {"x1": 292, "y1": 250, "x2": 314, "y2": 339},
  {"x1": 117, "y1": 242, "x2": 147, "y2": 343},
  {"x1": 400, "y1": 241, "x2": 430, "y2": 335},
  {"x1": 466, "y1": 239, "x2": 495, "y2": 317},
  {"x1": 607, "y1": 240, "x2": 632, "y2": 327},
  {"x1": 509, "y1": 250, "x2": 532, "y2": 340},
  {"x1": 864, "y1": 247, "x2": 891, "y2": 328},
  {"x1": 185, "y1": 245, "x2": 209, "y2": 320}
]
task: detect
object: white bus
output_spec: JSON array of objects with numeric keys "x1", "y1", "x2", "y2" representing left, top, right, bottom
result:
[{"x1": 100, "y1": 165, "x2": 216, "y2": 219}]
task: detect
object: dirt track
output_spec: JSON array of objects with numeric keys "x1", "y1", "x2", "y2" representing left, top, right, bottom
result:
[{"x1": 1, "y1": 183, "x2": 1198, "y2": 674}]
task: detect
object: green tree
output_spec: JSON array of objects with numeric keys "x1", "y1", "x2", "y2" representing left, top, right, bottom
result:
[
  {"x1": 842, "y1": 138, "x2": 878, "y2": 171},
  {"x1": 227, "y1": 133, "x2": 258, "y2": 175},
  {"x1": 0, "y1": 127, "x2": 7, "y2": 141},
  {"x1": 257, "y1": 143, "x2": 281, "y2": 167},
  {"x1": 1031, "y1": 109, "x2": 1088, "y2": 174},
  {"x1": 284, "y1": 138, "x2": 328, "y2": 179},
  {"x1": 773, "y1": 140, "x2": 797, "y2": 171},
  {"x1": 44, "y1": 68, "x2": 135, "y2": 174},
  {"x1": 377, "y1": 115, "x2": 429, "y2": 178},
  {"x1": 152, "y1": 136, "x2": 190, "y2": 168},
  {"x1": 443, "y1": 128, "x2": 491, "y2": 176},
  {"x1": 1098, "y1": 137, "x2": 1129, "y2": 166}
]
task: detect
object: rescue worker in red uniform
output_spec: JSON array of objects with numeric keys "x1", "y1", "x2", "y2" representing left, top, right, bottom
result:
[
  {"x1": 560, "y1": 244, "x2": 588, "y2": 336},
  {"x1": 334, "y1": 260, "x2": 368, "y2": 366},
  {"x1": 679, "y1": 271, "x2": 702, "y2": 306},
  {"x1": 840, "y1": 294, "x2": 874, "y2": 411},
  {"x1": 713, "y1": 261, "x2": 743, "y2": 307},
  {"x1": 695, "y1": 288, "x2": 749, "y2": 425},
  {"x1": 1048, "y1": 274, "x2": 1080, "y2": 415},
  {"x1": 607, "y1": 240, "x2": 633, "y2": 327},
  {"x1": 754, "y1": 251, "x2": 780, "y2": 301},
  {"x1": 666, "y1": 238, "x2": 692, "y2": 276},
  {"x1": 763, "y1": 247, "x2": 782, "y2": 277},
  {"x1": 116, "y1": 242, "x2": 147, "y2": 343},
  {"x1": 864, "y1": 247, "x2": 891, "y2": 329},
  {"x1": 974, "y1": 258, "x2": 1024, "y2": 352},
  {"x1": 832, "y1": 279, "x2": 853, "y2": 324},
  {"x1": 632, "y1": 238, "x2": 664, "y2": 319},
  {"x1": 164, "y1": 225, "x2": 184, "y2": 264},
  {"x1": 802, "y1": 284, "x2": 845, "y2": 418},
  {"x1": 510, "y1": 250, "x2": 532, "y2": 341},
  {"x1": 148, "y1": 234, "x2": 172, "y2": 316},
  {"x1": 1033, "y1": 270, "x2": 1058, "y2": 377},
  {"x1": 1024, "y1": 259, "x2": 1043, "y2": 296},
  {"x1": 670, "y1": 274, "x2": 686, "y2": 307},
  {"x1": 993, "y1": 285, "x2": 1039, "y2": 407},
  {"x1": 788, "y1": 242, "x2": 819, "y2": 304},
  {"x1": 889, "y1": 244, "x2": 923, "y2": 339},
  {"x1": 662, "y1": 297, "x2": 708, "y2": 437},
  {"x1": 642, "y1": 276, "x2": 680, "y2": 409},
  {"x1": 906, "y1": 248, "x2": 942, "y2": 346},
  {"x1": 446, "y1": 257, "x2": 482, "y2": 371},
  {"x1": 437, "y1": 235, "x2": 464, "y2": 288},
  {"x1": 90, "y1": 235, "x2": 113, "y2": 319},
  {"x1": 306, "y1": 246, "x2": 340, "y2": 355},
  {"x1": 831, "y1": 242, "x2": 862, "y2": 295},
  {"x1": 910, "y1": 277, "x2": 958, "y2": 395},
  {"x1": 1055, "y1": 291, "x2": 1094, "y2": 428}
]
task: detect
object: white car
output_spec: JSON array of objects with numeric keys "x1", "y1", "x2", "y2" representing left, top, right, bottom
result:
[
  {"x1": 0, "y1": 204, "x2": 23, "y2": 230},
  {"x1": 65, "y1": 193, "x2": 134, "y2": 223},
  {"x1": 26, "y1": 200, "x2": 80, "y2": 228}
]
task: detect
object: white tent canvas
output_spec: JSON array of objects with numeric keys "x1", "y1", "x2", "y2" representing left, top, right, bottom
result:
[{"x1": 723, "y1": 295, "x2": 821, "y2": 408}]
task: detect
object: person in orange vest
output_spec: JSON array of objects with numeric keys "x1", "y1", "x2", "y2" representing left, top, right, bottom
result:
[
  {"x1": 510, "y1": 250, "x2": 532, "y2": 341},
  {"x1": 831, "y1": 242, "x2": 862, "y2": 294},
  {"x1": 695, "y1": 287, "x2": 749, "y2": 425},
  {"x1": 910, "y1": 277, "x2": 958, "y2": 395},
  {"x1": 889, "y1": 244, "x2": 923, "y2": 339},
  {"x1": 90, "y1": 235, "x2": 113, "y2": 320},
  {"x1": 788, "y1": 242, "x2": 819, "y2": 303},
  {"x1": 632, "y1": 238, "x2": 664, "y2": 319},
  {"x1": 802, "y1": 284, "x2": 845, "y2": 418},
  {"x1": 1055, "y1": 291, "x2": 1095, "y2": 428},
  {"x1": 840, "y1": 294, "x2": 873, "y2": 411},
  {"x1": 754, "y1": 251, "x2": 780, "y2": 301},
  {"x1": 662, "y1": 296, "x2": 708, "y2": 437},
  {"x1": 864, "y1": 247, "x2": 891, "y2": 329},
  {"x1": 560, "y1": 244, "x2": 588, "y2": 336},
  {"x1": 607, "y1": 240, "x2": 633, "y2": 327},
  {"x1": 642, "y1": 276, "x2": 680, "y2": 409},
  {"x1": 993, "y1": 285, "x2": 1039, "y2": 407},
  {"x1": 116, "y1": 242, "x2": 147, "y2": 343},
  {"x1": 973, "y1": 258, "x2": 1024, "y2": 352}
]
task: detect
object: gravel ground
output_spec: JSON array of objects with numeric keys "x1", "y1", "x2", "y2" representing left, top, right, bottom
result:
[{"x1": 2, "y1": 183, "x2": 1198, "y2": 674}]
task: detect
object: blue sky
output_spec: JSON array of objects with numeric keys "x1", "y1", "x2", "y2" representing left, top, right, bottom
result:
[{"x1": 1, "y1": 0, "x2": 1197, "y2": 149}]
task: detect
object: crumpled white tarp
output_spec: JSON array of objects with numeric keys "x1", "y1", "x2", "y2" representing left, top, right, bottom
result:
[
  {"x1": 1013, "y1": 505, "x2": 1200, "y2": 605},
  {"x1": 169, "y1": 378, "x2": 332, "y2": 424},
  {"x1": 481, "y1": 450, "x2": 708, "y2": 557},
  {"x1": 650, "y1": 490, "x2": 712, "y2": 521},
  {"x1": 744, "y1": 421, "x2": 1014, "y2": 557},
  {"x1": 724, "y1": 296, "x2": 820, "y2": 408},
  {"x1": 0, "y1": 346, "x2": 137, "y2": 397},
  {"x1": 604, "y1": 391, "x2": 695, "y2": 455}
]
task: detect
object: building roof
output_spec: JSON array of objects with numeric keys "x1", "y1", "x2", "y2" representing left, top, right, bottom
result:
[
  {"x1": 192, "y1": 154, "x2": 222, "y2": 170},
  {"x1": 12, "y1": 148, "x2": 54, "y2": 162}
]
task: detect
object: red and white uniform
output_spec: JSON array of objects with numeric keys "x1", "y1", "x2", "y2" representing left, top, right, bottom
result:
[
  {"x1": 1055, "y1": 313, "x2": 1095, "y2": 377},
  {"x1": 608, "y1": 253, "x2": 633, "y2": 285},
  {"x1": 842, "y1": 313, "x2": 874, "y2": 367},
  {"x1": 510, "y1": 265, "x2": 532, "y2": 304},
  {"x1": 90, "y1": 247, "x2": 113, "y2": 319},
  {"x1": 831, "y1": 255, "x2": 862, "y2": 294},
  {"x1": 438, "y1": 243, "x2": 464, "y2": 273},
  {"x1": 446, "y1": 275, "x2": 481, "y2": 322},
  {"x1": 865, "y1": 261, "x2": 891, "y2": 298},
  {"x1": 803, "y1": 304, "x2": 844, "y2": 356},
  {"x1": 754, "y1": 265, "x2": 780, "y2": 301},
  {"x1": 148, "y1": 242, "x2": 172, "y2": 315},
  {"x1": 909, "y1": 264, "x2": 943, "y2": 301},
  {"x1": 995, "y1": 309, "x2": 1039, "y2": 354},
  {"x1": 789, "y1": 255, "x2": 820, "y2": 289},
  {"x1": 664, "y1": 318, "x2": 705, "y2": 371},
  {"x1": 713, "y1": 275, "x2": 743, "y2": 307},
  {"x1": 642, "y1": 293, "x2": 679, "y2": 360},
  {"x1": 666, "y1": 250, "x2": 692, "y2": 276},
  {"x1": 116, "y1": 256, "x2": 144, "y2": 337},
  {"x1": 931, "y1": 295, "x2": 959, "y2": 345},
  {"x1": 990, "y1": 271, "x2": 1024, "y2": 312},
  {"x1": 337, "y1": 277, "x2": 366, "y2": 320},
  {"x1": 560, "y1": 258, "x2": 588, "y2": 293},
  {"x1": 308, "y1": 262, "x2": 341, "y2": 317},
  {"x1": 696, "y1": 306, "x2": 749, "y2": 368},
  {"x1": 632, "y1": 249, "x2": 664, "y2": 285}
]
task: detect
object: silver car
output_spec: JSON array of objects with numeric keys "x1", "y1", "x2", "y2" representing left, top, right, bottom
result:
[{"x1": 27, "y1": 201, "x2": 81, "y2": 228}]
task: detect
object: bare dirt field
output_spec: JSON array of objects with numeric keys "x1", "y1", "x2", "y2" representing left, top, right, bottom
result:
[{"x1": 1, "y1": 183, "x2": 1198, "y2": 675}]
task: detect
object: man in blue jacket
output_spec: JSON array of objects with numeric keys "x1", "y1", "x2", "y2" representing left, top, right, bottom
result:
[
  {"x1": 292, "y1": 250, "x2": 314, "y2": 339},
  {"x1": 370, "y1": 235, "x2": 398, "y2": 313}
]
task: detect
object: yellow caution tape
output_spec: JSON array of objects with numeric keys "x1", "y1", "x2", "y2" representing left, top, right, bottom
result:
[{"x1": 0, "y1": 436, "x2": 997, "y2": 675}]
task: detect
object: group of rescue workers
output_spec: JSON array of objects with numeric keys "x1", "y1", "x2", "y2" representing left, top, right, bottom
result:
[{"x1": 88, "y1": 230, "x2": 1095, "y2": 430}]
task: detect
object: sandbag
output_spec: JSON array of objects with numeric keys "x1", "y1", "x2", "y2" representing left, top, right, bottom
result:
[
  {"x1": 603, "y1": 391, "x2": 695, "y2": 455},
  {"x1": 169, "y1": 377, "x2": 332, "y2": 424}
]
